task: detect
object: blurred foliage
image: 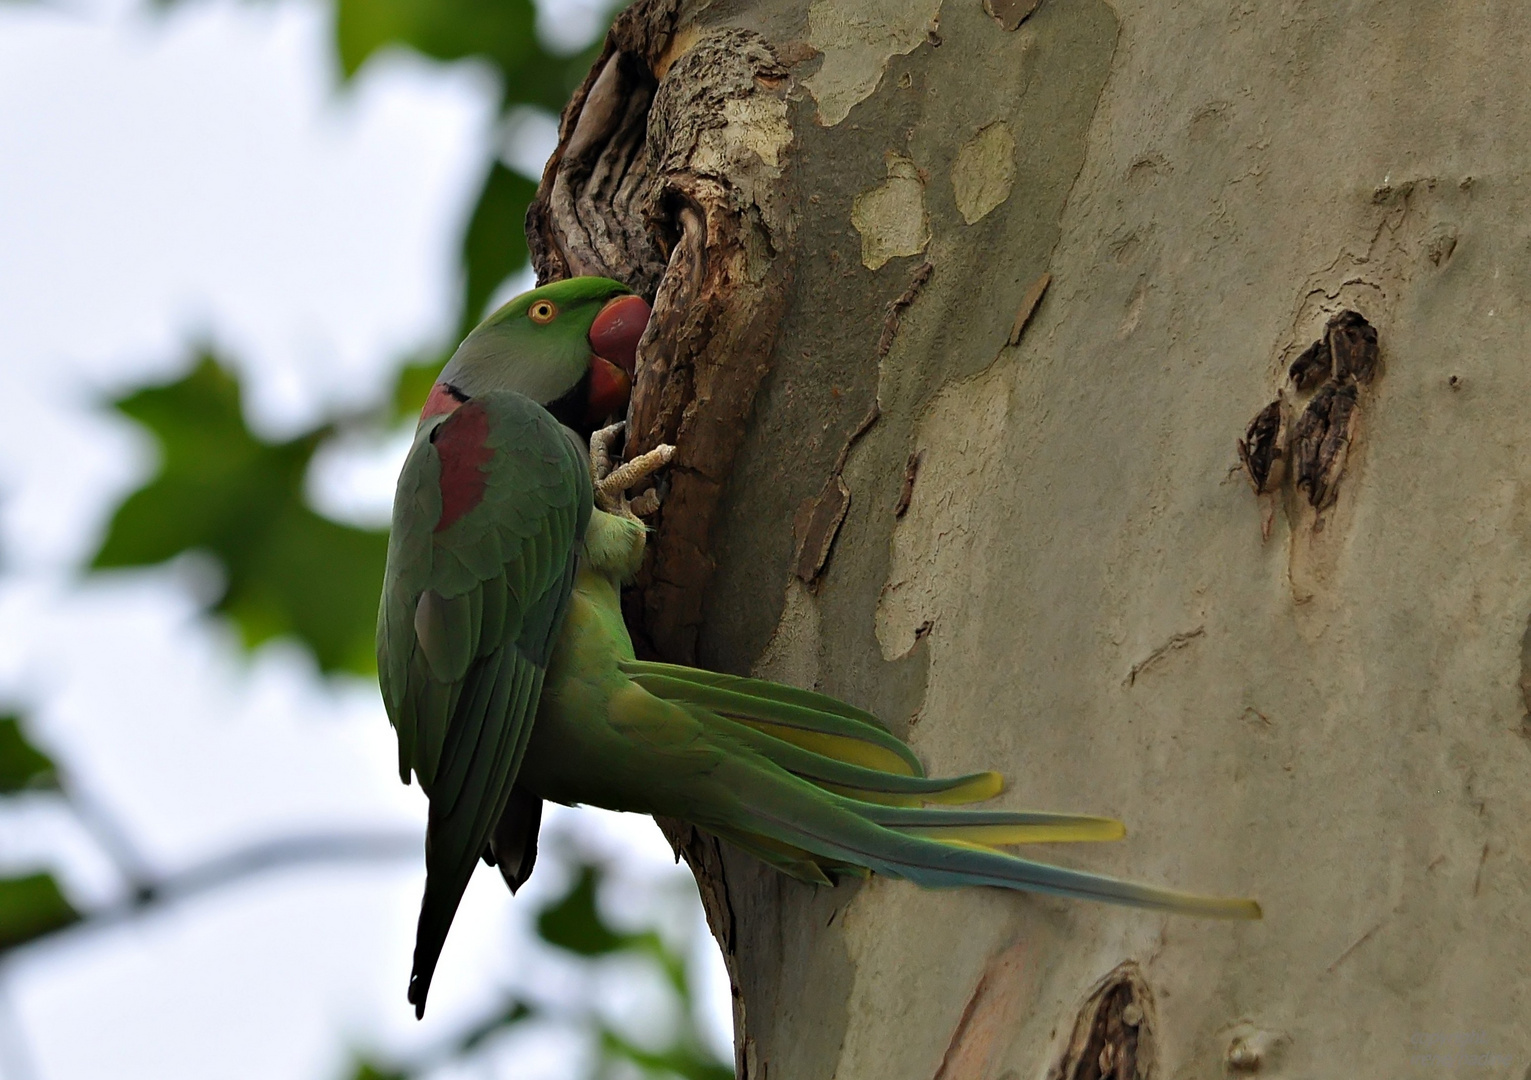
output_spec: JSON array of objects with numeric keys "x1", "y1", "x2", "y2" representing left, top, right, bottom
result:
[
  {"x1": 92, "y1": 0, "x2": 626, "y2": 667},
  {"x1": 93, "y1": 355, "x2": 387, "y2": 673},
  {"x1": 0, "y1": 715, "x2": 76, "y2": 955},
  {"x1": 0, "y1": 714, "x2": 57, "y2": 793},
  {"x1": 65, "y1": 2, "x2": 731, "y2": 1077},
  {"x1": 0, "y1": 873, "x2": 79, "y2": 951},
  {"x1": 462, "y1": 162, "x2": 541, "y2": 335},
  {"x1": 347, "y1": 861, "x2": 729, "y2": 1080},
  {"x1": 0, "y1": 717, "x2": 72, "y2": 956},
  {"x1": 335, "y1": 0, "x2": 609, "y2": 335},
  {"x1": 600, "y1": 1031, "x2": 734, "y2": 1080},
  {"x1": 350, "y1": 1065, "x2": 407, "y2": 1080},
  {"x1": 539, "y1": 864, "x2": 631, "y2": 956},
  {"x1": 335, "y1": 0, "x2": 587, "y2": 114},
  {"x1": 391, "y1": 350, "x2": 448, "y2": 418}
]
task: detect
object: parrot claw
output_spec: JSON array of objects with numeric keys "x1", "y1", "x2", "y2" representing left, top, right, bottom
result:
[
  {"x1": 590, "y1": 423, "x2": 675, "y2": 519},
  {"x1": 589, "y1": 422, "x2": 627, "y2": 486},
  {"x1": 597, "y1": 445, "x2": 676, "y2": 518}
]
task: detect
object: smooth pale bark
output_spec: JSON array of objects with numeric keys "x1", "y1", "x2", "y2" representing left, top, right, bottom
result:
[{"x1": 534, "y1": 2, "x2": 1529, "y2": 1076}]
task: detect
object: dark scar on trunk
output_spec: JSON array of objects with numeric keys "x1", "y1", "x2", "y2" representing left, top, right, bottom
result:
[{"x1": 1239, "y1": 309, "x2": 1378, "y2": 516}]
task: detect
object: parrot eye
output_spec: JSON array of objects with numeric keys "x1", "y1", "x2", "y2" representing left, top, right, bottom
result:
[{"x1": 528, "y1": 300, "x2": 558, "y2": 325}]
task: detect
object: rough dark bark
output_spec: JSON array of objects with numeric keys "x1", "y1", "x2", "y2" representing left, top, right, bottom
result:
[
  {"x1": 530, "y1": 1, "x2": 795, "y2": 665},
  {"x1": 530, "y1": 6, "x2": 802, "y2": 1070}
]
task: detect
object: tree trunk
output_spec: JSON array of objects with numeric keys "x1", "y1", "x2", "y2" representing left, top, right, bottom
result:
[{"x1": 532, "y1": 2, "x2": 1528, "y2": 1077}]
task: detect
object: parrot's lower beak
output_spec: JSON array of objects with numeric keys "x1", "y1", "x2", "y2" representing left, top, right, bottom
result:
[
  {"x1": 585, "y1": 293, "x2": 651, "y2": 426},
  {"x1": 586, "y1": 358, "x2": 631, "y2": 427}
]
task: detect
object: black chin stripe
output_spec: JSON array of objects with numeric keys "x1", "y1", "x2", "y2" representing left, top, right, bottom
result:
[{"x1": 545, "y1": 370, "x2": 593, "y2": 434}]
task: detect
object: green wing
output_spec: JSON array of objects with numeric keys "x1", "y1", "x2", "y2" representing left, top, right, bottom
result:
[{"x1": 377, "y1": 390, "x2": 591, "y2": 1016}]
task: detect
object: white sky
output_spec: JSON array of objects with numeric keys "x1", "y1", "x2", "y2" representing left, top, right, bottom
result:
[{"x1": 0, "y1": 1, "x2": 731, "y2": 1077}]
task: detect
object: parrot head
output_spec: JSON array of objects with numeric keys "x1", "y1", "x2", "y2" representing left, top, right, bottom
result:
[{"x1": 423, "y1": 276, "x2": 651, "y2": 434}]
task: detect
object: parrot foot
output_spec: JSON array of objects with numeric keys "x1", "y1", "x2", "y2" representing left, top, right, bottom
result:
[
  {"x1": 589, "y1": 422, "x2": 675, "y2": 519},
  {"x1": 589, "y1": 422, "x2": 625, "y2": 487}
]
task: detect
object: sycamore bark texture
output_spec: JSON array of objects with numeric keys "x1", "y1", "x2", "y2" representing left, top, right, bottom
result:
[{"x1": 533, "y1": 2, "x2": 1531, "y2": 1077}]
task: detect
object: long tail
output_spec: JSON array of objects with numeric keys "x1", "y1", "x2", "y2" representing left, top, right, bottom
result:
[{"x1": 622, "y1": 661, "x2": 1260, "y2": 919}]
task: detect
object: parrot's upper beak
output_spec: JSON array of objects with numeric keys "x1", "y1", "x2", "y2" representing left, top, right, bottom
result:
[
  {"x1": 585, "y1": 293, "x2": 651, "y2": 425},
  {"x1": 589, "y1": 294, "x2": 650, "y2": 376}
]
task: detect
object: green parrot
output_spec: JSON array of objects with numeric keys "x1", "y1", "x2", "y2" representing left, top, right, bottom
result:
[{"x1": 379, "y1": 276, "x2": 1259, "y2": 1016}]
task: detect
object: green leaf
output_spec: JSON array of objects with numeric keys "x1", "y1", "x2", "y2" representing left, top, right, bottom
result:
[
  {"x1": 601, "y1": 1028, "x2": 734, "y2": 1080},
  {"x1": 392, "y1": 355, "x2": 448, "y2": 420},
  {"x1": 335, "y1": 0, "x2": 536, "y2": 79},
  {"x1": 93, "y1": 355, "x2": 387, "y2": 674},
  {"x1": 339, "y1": 998, "x2": 531, "y2": 1079},
  {"x1": 333, "y1": 0, "x2": 614, "y2": 107},
  {"x1": 499, "y1": 34, "x2": 610, "y2": 115},
  {"x1": 536, "y1": 864, "x2": 633, "y2": 957},
  {"x1": 454, "y1": 998, "x2": 534, "y2": 1056},
  {"x1": 460, "y1": 162, "x2": 539, "y2": 334},
  {"x1": 0, "y1": 873, "x2": 79, "y2": 951},
  {"x1": 0, "y1": 715, "x2": 57, "y2": 794},
  {"x1": 347, "y1": 1063, "x2": 408, "y2": 1080},
  {"x1": 333, "y1": 0, "x2": 627, "y2": 336}
]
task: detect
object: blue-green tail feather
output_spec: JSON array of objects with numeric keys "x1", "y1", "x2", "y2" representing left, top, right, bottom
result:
[{"x1": 623, "y1": 661, "x2": 1260, "y2": 920}]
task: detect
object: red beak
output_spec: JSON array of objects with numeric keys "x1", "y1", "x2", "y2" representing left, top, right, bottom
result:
[
  {"x1": 588, "y1": 294, "x2": 650, "y2": 377},
  {"x1": 585, "y1": 293, "x2": 651, "y2": 425}
]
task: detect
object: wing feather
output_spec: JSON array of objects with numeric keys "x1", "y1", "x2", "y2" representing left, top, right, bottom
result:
[
  {"x1": 478, "y1": 576, "x2": 508, "y2": 658},
  {"x1": 376, "y1": 391, "x2": 591, "y2": 1016}
]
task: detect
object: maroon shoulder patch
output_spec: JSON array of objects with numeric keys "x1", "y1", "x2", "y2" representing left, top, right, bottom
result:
[
  {"x1": 433, "y1": 401, "x2": 493, "y2": 533},
  {"x1": 421, "y1": 381, "x2": 461, "y2": 420}
]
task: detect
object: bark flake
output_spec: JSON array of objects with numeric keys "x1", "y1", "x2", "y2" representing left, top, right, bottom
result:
[
  {"x1": 1236, "y1": 399, "x2": 1286, "y2": 495},
  {"x1": 1008, "y1": 272, "x2": 1052, "y2": 346},
  {"x1": 984, "y1": 0, "x2": 1045, "y2": 32},
  {"x1": 1287, "y1": 339, "x2": 1330, "y2": 392},
  {"x1": 1291, "y1": 380, "x2": 1359, "y2": 512},
  {"x1": 894, "y1": 449, "x2": 924, "y2": 518},
  {"x1": 793, "y1": 475, "x2": 851, "y2": 585}
]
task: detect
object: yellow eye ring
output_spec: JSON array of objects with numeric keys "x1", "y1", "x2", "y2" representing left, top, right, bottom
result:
[{"x1": 528, "y1": 299, "x2": 557, "y2": 324}]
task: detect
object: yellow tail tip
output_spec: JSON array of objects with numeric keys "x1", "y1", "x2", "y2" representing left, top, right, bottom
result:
[
  {"x1": 1196, "y1": 897, "x2": 1262, "y2": 920},
  {"x1": 925, "y1": 771, "x2": 1005, "y2": 805},
  {"x1": 922, "y1": 816, "x2": 1126, "y2": 847}
]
